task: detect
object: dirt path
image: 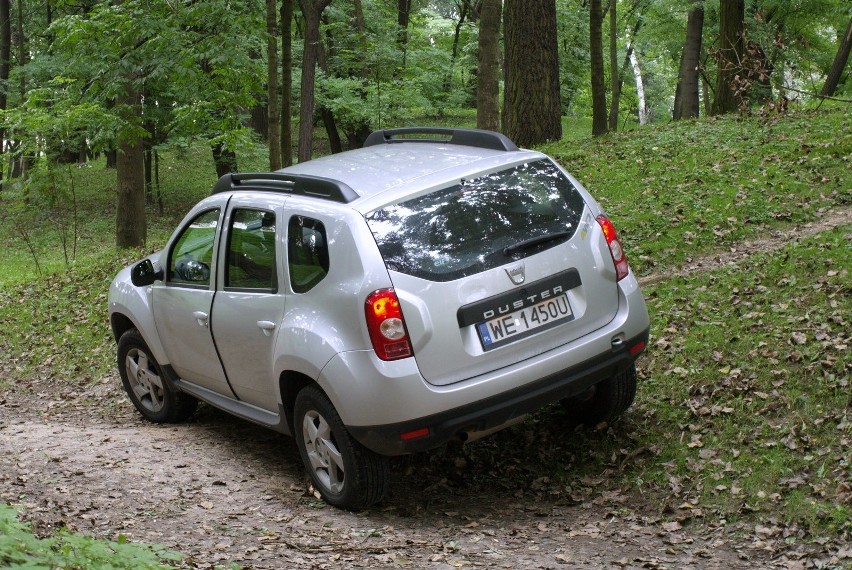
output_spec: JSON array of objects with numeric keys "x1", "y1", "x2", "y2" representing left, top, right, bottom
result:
[
  {"x1": 0, "y1": 403, "x2": 768, "y2": 569},
  {"x1": 2, "y1": 206, "x2": 850, "y2": 570},
  {"x1": 637, "y1": 205, "x2": 852, "y2": 287}
]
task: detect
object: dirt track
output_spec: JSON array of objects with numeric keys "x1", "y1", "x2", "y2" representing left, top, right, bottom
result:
[
  {"x1": 2, "y1": 206, "x2": 850, "y2": 569},
  {"x1": 2, "y1": 396, "x2": 769, "y2": 570}
]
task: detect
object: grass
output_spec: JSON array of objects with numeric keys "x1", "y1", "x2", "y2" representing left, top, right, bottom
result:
[
  {"x1": 0, "y1": 504, "x2": 180, "y2": 569},
  {"x1": 1, "y1": 104, "x2": 851, "y2": 559},
  {"x1": 542, "y1": 103, "x2": 851, "y2": 274}
]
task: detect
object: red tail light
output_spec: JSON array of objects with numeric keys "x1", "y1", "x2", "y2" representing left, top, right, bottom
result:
[
  {"x1": 597, "y1": 215, "x2": 630, "y2": 281},
  {"x1": 365, "y1": 288, "x2": 413, "y2": 361}
]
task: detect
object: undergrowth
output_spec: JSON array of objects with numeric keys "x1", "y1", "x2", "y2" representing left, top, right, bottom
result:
[{"x1": 0, "y1": 504, "x2": 180, "y2": 569}]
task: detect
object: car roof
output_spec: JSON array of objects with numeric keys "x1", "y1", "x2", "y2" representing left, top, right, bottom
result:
[
  {"x1": 280, "y1": 143, "x2": 542, "y2": 205},
  {"x1": 211, "y1": 128, "x2": 546, "y2": 211}
]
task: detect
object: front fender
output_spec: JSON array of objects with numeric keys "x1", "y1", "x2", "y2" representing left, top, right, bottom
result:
[{"x1": 108, "y1": 262, "x2": 171, "y2": 367}]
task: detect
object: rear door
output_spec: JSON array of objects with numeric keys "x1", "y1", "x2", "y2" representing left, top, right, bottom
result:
[
  {"x1": 365, "y1": 159, "x2": 620, "y2": 386},
  {"x1": 209, "y1": 198, "x2": 288, "y2": 411}
]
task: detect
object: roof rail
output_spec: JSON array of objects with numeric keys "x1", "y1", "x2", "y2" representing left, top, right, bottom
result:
[
  {"x1": 211, "y1": 172, "x2": 359, "y2": 204},
  {"x1": 363, "y1": 127, "x2": 519, "y2": 152}
]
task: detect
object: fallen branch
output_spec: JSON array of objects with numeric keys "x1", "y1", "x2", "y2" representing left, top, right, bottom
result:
[{"x1": 783, "y1": 85, "x2": 852, "y2": 103}]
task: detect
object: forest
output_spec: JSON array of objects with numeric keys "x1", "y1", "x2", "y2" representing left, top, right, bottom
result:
[
  {"x1": 0, "y1": 0, "x2": 849, "y2": 248},
  {"x1": 1, "y1": 2, "x2": 850, "y2": 567}
]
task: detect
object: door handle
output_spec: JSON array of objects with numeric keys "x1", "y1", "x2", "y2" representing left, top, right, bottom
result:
[
  {"x1": 257, "y1": 320, "x2": 276, "y2": 337},
  {"x1": 192, "y1": 311, "x2": 209, "y2": 327}
]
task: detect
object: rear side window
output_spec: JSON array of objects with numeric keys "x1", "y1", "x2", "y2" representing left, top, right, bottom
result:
[
  {"x1": 365, "y1": 159, "x2": 586, "y2": 282},
  {"x1": 288, "y1": 216, "x2": 329, "y2": 293}
]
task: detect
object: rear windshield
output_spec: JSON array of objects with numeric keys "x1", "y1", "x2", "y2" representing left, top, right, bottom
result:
[{"x1": 365, "y1": 159, "x2": 586, "y2": 282}]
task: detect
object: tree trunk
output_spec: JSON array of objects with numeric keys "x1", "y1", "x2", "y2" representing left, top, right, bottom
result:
[
  {"x1": 397, "y1": 0, "x2": 411, "y2": 67},
  {"x1": 14, "y1": 0, "x2": 24, "y2": 98},
  {"x1": 212, "y1": 142, "x2": 238, "y2": 178},
  {"x1": 630, "y1": 50, "x2": 647, "y2": 125},
  {"x1": 821, "y1": 16, "x2": 852, "y2": 97},
  {"x1": 297, "y1": 0, "x2": 332, "y2": 163},
  {"x1": 503, "y1": 0, "x2": 561, "y2": 146},
  {"x1": 344, "y1": 0, "x2": 372, "y2": 149},
  {"x1": 0, "y1": 0, "x2": 10, "y2": 181},
  {"x1": 589, "y1": 0, "x2": 608, "y2": 136},
  {"x1": 281, "y1": 0, "x2": 294, "y2": 166},
  {"x1": 607, "y1": 0, "x2": 618, "y2": 132},
  {"x1": 476, "y1": 0, "x2": 501, "y2": 132},
  {"x1": 267, "y1": 0, "x2": 281, "y2": 170},
  {"x1": 673, "y1": 0, "x2": 704, "y2": 120},
  {"x1": 444, "y1": 4, "x2": 469, "y2": 92},
  {"x1": 116, "y1": 84, "x2": 146, "y2": 248},
  {"x1": 711, "y1": 0, "x2": 745, "y2": 115}
]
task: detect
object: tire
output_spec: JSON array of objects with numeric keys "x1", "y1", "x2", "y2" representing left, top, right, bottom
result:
[
  {"x1": 563, "y1": 364, "x2": 637, "y2": 427},
  {"x1": 117, "y1": 328, "x2": 197, "y2": 423},
  {"x1": 294, "y1": 385, "x2": 389, "y2": 510}
]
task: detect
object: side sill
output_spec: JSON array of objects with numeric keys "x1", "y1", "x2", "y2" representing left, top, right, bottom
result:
[{"x1": 173, "y1": 379, "x2": 291, "y2": 436}]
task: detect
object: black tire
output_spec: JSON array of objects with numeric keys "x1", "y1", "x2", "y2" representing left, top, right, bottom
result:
[
  {"x1": 563, "y1": 364, "x2": 637, "y2": 427},
  {"x1": 294, "y1": 385, "x2": 389, "y2": 510},
  {"x1": 117, "y1": 328, "x2": 197, "y2": 423}
]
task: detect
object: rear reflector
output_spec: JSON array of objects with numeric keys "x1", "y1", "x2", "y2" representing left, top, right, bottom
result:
[
  {"x1": 400, "y1": 427, "x2": 430, "y2": 441},
  {"x1": 629, "y1": 340, "x2": 646, "y2": 357}
]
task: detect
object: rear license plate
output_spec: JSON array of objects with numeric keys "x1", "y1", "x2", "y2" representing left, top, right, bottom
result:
[{"x1": 476, "y1": 294, "x2": 574, "y2": 351}]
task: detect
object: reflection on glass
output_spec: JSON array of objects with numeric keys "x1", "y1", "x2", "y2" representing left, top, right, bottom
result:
[
  {"x1": 226, "y1": 209, "x2": 277, "y2": 290},
  {"x1": 170, "y1": 208, "x2": 220, "y2": 285},
  {"x1": 365, "y1": 159, "x2": 586, "y2": 282}
]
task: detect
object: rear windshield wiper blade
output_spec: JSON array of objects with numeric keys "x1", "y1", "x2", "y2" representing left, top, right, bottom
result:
[{"x1": 502, "y1": 231, "x2": 572, "y2": 257}]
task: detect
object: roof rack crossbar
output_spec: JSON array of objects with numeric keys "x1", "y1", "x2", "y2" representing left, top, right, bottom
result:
[
  {"x1": 363, "y1": 127, "x2": 519, "y2": 152},
  {"x1": 211, "y1": 172, "x2": 359, "y2": 203}
]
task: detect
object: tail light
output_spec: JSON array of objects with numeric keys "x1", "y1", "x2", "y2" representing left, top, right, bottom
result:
[
  {"x1": 597, "y1": 215, "x2": 630, "y2": 281},
  {"x1": 365, "y1": 288, "x2": 413, "y2": 361}
]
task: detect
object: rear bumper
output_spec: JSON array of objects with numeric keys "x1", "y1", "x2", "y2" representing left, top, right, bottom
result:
[{"x1": 347, "y1": 327, "x2": 648, "y2": 455}]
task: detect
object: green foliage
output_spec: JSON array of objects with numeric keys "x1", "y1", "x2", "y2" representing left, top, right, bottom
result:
[
  {"x1": 543, "y1": 105, "x2": 852, "y2": 273},
  {"x1": 0, "y1": 503, "x2": 181, "y2": 569},
  {"x1": 0, "y1": 105, "x2": 849, "y2": 556}
]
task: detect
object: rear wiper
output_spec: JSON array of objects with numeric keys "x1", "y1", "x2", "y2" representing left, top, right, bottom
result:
[{"x1": 502, "y1": 231, "x2": 571, "y2": 257}]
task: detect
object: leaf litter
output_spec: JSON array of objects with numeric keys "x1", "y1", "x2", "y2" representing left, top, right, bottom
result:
[{"x1": 1, "y1": 208, "x2": 850, "y2": 569}]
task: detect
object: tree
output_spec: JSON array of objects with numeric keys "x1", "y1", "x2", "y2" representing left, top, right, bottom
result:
[
  {"x1": 711, "y1": 0, "x2": 745, "y2": 115},
  {"x1": 398, "y1": 0, "x2": 412, "y2": 66},
  {"x1": 116, "y1": 83, "x2": 146, "y2": 247},
  {"x1": 281, "y1": 0, "x2": 294, "y2": 166},
  {"x1": 0, "y1": 0, "x2": 10, "y2": 153},
  {"x1": 673, "y1": 0, "x2": 704, "y2": 120},
  {"x1": 607, "y1": 0, "x2": 617, "y2": 131},
  {"x1": 503, "y1": 0, "x2": 561, "y2": 146},
  {"x1": 821, "y1": 15, "x2": 852, "y2": 97},
  {"x1": 298, "y1": 0, "x2": 333, "y2": 163},
  {"x1": 476, "y1": 0, "x2": 500, "y2": 131},
  {"x1": 589, "y1": 0, "x2": 608, "y2": 136},
  {"x1": 267, "y1": 0, "x2": 281, "y2": 171},
  {"x1": 609, "y1": 0, "x2": 647, "y2": 131}
]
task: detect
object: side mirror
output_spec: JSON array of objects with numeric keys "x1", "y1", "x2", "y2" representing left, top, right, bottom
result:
[
  {"x1": 130, "y1": 259, "x2": 164, "y2": 287},
  {"x1": 179, "y1": 259, "x2": 211, "y2": 283}
]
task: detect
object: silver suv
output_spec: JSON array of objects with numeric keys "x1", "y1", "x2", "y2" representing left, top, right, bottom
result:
[{"x1": 109, "y1": 128, "x2": 649, "y2": 509}]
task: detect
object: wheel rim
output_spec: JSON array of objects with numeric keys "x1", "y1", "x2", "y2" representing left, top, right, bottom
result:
[
  {"x1": 125, "y1": 347, "x2": 165, "y2": 413},
  {"x1": 301, "y1": 410, "x2": 345, "y2": 495}
]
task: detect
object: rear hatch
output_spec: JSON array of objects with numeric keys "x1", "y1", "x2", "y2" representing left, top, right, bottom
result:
[{"x1": 364, "y1": 158, "x2": 620, "y2": 386}]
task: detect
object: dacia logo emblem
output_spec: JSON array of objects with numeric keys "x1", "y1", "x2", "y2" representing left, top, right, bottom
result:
[{"x1": 505, "y1": 263, "x2": 525, "y2": 285}]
